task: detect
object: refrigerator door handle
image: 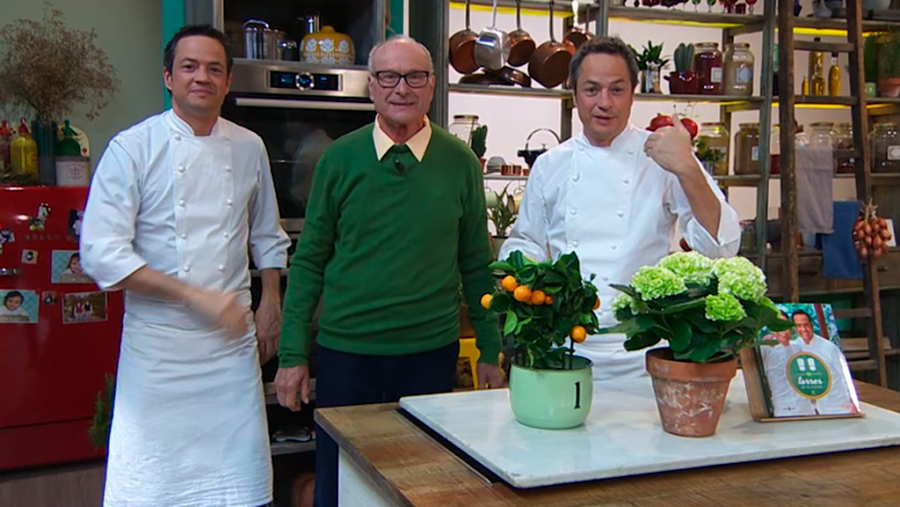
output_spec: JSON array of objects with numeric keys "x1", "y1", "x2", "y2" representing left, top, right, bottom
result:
[{"x1": 0, "y1": 268, "x2": 22, "y2": 276}]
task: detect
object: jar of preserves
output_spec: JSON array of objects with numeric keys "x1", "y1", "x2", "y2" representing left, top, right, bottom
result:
[
  {"x1": 833, "y1": 122, "x2": 855, "y2": 174},
  {"x1": 697, "y1": 122, "x2": 730, "y2": 176},
  {"x1": 808, "y1": 122, "x2": 834, "y2": 150},
  {"x1": 734, "y1": 123, "x2": 760, "y2": 175},
  {"x1": 694, "y1": 42, "x2": 723, "y2": 95},
  {"x1": 870, "y1": 122, "x2": 900, "y2": 173},
  {"x1": 449, "y1": 114, "x2": 480, "y2": 145},
  {"x1": 723, "y1": 42, "x2": 755, "y2": 96}
]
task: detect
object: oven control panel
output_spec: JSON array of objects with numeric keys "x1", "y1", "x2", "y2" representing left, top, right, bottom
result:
[{"x1": 270, "y1": 71, "x2": 341, "y2": 91}]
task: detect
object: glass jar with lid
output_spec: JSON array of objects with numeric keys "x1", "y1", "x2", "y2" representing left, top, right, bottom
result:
[
  {"x1": 734, "y1": 123, "x2": 760, "y2": 175},
  {"x1": 808, "y1": 122, "x2": 834, "y2": 150},
  {"x1": 723, "y1": 42, "x2": 755, "y2": 96},
  {"x1": 870, "y1": 122, "x2": 900, "y2": 173},
  {"x1": 693, "y1": 42, "x2": 723, "y2": 95},
  {"x1": 449, "y1": 114, "x2": 480, "y2": 146},
  {"x1": 833, "y1": 122, "x2": 855, "y2": 174},
  {"x1": 697, "y1": 122, "x2": 730, "y2": 176}
]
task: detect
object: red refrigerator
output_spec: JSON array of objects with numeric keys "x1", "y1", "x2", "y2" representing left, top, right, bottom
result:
[{"x1": 0, "y1": 185, "x2": 123, "y2": 471}]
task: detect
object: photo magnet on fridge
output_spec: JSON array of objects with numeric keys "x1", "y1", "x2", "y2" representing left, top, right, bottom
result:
[
  {"x1": 0, "y1": 289, "x2": 39, "y2": 324},
  {"x1": 62, "y1": 291, "x2": 107, "y2": 324},
  {"x1": 67, "y1": 209, "x2": 83, "y2": 242},
  {"x1": 51, "y1": 250, "x2": 93, "y2": 284},
  {"x1": 21, "y1": 249, "x2": 37, "y2": 265},
  {"x1": 0, "y1": 229, "x2": 14, "y2": 255}
]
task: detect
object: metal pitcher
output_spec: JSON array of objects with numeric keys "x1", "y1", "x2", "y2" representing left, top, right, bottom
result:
[{"x1": 243, "y1": 19, "x2": 273, "y2": 59}]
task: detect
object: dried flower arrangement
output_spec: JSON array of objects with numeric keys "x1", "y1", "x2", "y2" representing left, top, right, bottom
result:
[{"x1": 0, "y1": 3, "x2": 120, "y2": 124}]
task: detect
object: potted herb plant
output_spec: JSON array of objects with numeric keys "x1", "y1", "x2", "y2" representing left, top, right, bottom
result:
[
  {"x1": 629, "y1": 41, "x2": 669, "y2": 94},
  {"x1": 695, "y1": 138, "x2": 727, "y2": 176},
  {"x1": 487, "y1": 184, "x2": 518, "y2": 259},
  {"x1": 666, "y1": 43, "x2": 697, "y2": 95},
  {"x1": 469, "y1": 124, "x2": 488, "y2": 170},
  {"x1": 876, "y1": 32, "x2": 900, "y2": 98},
  {"x1": 482, "y1": 251, "x2": 601, "y2": 429},
  {"x1": 597, "y1": 252, "x2": 792, "y2": 437},
  {"x1": 864, "y1": 34, "x2": 879, "y2": 97}
]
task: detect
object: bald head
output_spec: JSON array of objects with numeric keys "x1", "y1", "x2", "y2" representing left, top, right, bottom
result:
[{"x1": 367, "y1": 36, "x2": 434, "y2": 74}]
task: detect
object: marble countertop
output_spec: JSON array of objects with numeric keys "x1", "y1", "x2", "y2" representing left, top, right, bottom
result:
[{"x1": 399, "y1": 372, "x2": 900, "y2": 489}]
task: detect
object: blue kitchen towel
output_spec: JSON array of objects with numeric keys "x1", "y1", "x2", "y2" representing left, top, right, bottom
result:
[{"x1": 821, "y1": 201, "x2": 863, "y2": 279}]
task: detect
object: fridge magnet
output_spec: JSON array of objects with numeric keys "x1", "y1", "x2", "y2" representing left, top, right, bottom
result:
[
  {"x1": 29, "y1": 203, "x2": 51, "y2": 231},
  {"x1": 21, "y1": 249, "x2": 38, "y2": 265},
  {"x1": 0, "y1": 229, "x2": 14, "y2": 255},
  {"x1": 62, "y1": 290, "x2": 107, "y2": 324},
  {"x1": 51, "y1": 250, "x2": 93, "y2": 284},
  {"x1": 741, "y1": 303, "x2": 862, "y2": 421},
  {"x1": 67, "y1": 209, "x2": 83, "y2": 242},
  {"x1": 41, "y1": 291, "x2": 58, "y2": 305},
  {"x1": 0, "y1": 289, "x2": 39, "y2": 324}
]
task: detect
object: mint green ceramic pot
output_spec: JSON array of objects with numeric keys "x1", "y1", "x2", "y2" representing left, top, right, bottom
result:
[{"x1": 508, "y1": 356, "x2": 593, "y2": 429}]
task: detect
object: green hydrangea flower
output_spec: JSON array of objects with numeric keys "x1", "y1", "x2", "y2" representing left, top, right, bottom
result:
[
  {"x1": 657, "y1": 251, "x2": 715, "y2": 286},
  {"x1": 712, "y1": 257, "x2": 767, "y2": 302},
  {"x1": 630, "y1": 266, "x2": 687, "y2": 300},
  {"x1": 612, "y1": 293, "x2": 637, "y2": 314},
  {"x1": 705, "y1": 293, "x2": 748, "y2": 322}
]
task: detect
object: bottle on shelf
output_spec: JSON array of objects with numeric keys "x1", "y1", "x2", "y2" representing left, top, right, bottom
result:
[
  {"x1": 10, "y1": 118, "x2": 37, "y2": 175},
  {"x1": 801, "y1": 75, "x2": 810, "y2": 95},
  {"x1": 770, "y1": 124, "x2": 781, "y2": 176},
  {"x1": 809, "y1": 37, "x2": 826, "y2": 96},
  {"x1": 828, "y1": 52, "x2": 841, "y2": 96}
]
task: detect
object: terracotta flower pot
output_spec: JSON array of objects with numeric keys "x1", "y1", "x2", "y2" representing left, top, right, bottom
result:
[
  {"x1": 877, "y1": 77, "x2": 900, "y2": 98},
  {"x1": 645, "y1": 347, "x2": 737, "y2": 438},
  {"x1": 667, "y1": 71, "x2": 698, "y2": 95}
]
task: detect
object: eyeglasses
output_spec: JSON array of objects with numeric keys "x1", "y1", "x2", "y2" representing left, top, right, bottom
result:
[{"x1": 372, "y1": 70, "x2": 431, "y2": 89}]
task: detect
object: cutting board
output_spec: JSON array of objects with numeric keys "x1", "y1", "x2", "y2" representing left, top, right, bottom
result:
[{"x1": 399, "y1": 371, "x2": 900, "y2": 489}]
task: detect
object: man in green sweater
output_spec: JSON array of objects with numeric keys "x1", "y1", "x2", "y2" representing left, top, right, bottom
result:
[{"x1": 275, "y1": 36, "x2": 503, "y2": 507}]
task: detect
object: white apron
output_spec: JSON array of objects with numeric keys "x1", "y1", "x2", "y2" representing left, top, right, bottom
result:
[
  {"x1": 104, "y1": 314, "x2": 272, "y2": 507},
  {"x1": 98, "y1": 112, "x2": 277, "y2": 507}
]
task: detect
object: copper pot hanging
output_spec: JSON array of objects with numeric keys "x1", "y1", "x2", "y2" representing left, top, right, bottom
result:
[
  {"x1": 449, "y1": 0, "x2": 479, "y2": 74},
  {"x1": 507, "y1": 0, "x2": 535, "y2": 67},
  {"x1": 528, "y1": 0, "x2": 572, "y2": 89}
]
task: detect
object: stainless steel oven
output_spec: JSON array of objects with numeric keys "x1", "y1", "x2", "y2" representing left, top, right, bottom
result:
[{"x1": 222, "y1": 60, "x2": 375, "y2": 232}]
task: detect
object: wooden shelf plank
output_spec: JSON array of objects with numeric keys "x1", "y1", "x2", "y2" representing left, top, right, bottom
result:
[
  {"x1": 793, "y1": 40, "x2": 856, "y2": 53},
  {"x1": 636, "y1": 93, "x2": 764, "y2": 105},
  {"x1": 449, "y1": 83, "x2": 571, "y2": 99}
]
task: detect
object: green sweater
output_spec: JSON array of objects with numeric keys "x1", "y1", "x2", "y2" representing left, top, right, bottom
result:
[{"x1": 279, "y1": 123, "x2": 501, "y2": 367}]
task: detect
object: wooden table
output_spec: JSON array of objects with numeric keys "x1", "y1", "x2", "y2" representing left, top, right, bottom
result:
[{"x1": 316, "y1": 381, "x2": 900, "y2": 506}]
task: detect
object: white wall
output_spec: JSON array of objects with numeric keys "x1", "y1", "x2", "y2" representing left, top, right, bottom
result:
[
  {"x1": 446, "y1": 0, "x2": 858, "y2": 222},
  {"x1": 0, "y1": 0, "x2": 163, "y2": 171}
]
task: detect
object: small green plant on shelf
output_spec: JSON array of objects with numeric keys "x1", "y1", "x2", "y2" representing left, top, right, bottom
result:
[
  {"x1": 673, "y1": 43, "x2": 694, "y2": 73},
  {"x1": 694, "y1": 138, "x2": 725, "y2": 164},
  {"x1": 487, "y1": 184, "x2": 517, "y2": 238},
  {"x1": 877, "y1": 32, "x2": 900, "y2": 79},
  {"x1": 864, "y1": 34, "x2": 879, "y2": 83},
  {"x1": 629, "y1": 40, "x2": 669, "y2": 71},
  {"x1": 469, "y1": 125, "x2": 488, "y2": 160}
]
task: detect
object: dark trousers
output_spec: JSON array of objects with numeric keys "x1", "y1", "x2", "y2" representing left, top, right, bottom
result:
[{"x1": 313, "y1": 341, "x2": 460, "y2": 507}]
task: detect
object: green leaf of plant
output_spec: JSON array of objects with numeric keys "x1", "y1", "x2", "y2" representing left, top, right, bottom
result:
[
  {"x1": 489, "y1": 261, "x2": 514, "y2": 273},
  {"x1": 670, "y1": 318, "x2": 693, "y2": 352},
  {"x1": 624, "y1": 331, "x2": 662, "y2": 351},
  {"x1": 504, "y1": 310, "x2": 519, "y2": 336},
  {"x1": 657, "y1": 298, "x2": 706, "y2": 315}
]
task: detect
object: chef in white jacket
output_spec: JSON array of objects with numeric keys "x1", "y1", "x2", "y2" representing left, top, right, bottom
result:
[
  {"x1": 500, "y1": 36, "x2": 741, "y2": 380},
  {"x1": 792, "y1": 310, "x2": 859, "y2": 415},
  {"x1": 80, "y1": 25, "x2": 289, "y2": 507}
]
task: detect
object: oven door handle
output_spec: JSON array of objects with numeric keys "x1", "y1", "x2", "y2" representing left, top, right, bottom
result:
[{"x1": 233, "y1": 98, "x2": 376, "y2": 112}]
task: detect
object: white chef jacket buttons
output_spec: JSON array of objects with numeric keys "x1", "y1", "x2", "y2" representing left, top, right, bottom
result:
[
  {"x1": 611, "y1": 244, "x2": 618, "y2": 250},
  {"x1": 623, "y1": 178, "x2": 631, "y2": 185},
  {"x1": 572, "y1": 173, "x2": 580, "y2": 182},
  {"x1": 570, "y1": 208, "x2": 577, "y2": 216},
  {"x1": 223, "y1": 232, "x2": 230, "y2": 239},
  {"x1": 617, "y1": 211, "x2": 625, "y2": 218},
  {"x1": 178, "y1": 165, "x2": 186, "y2": 173},
  {"x1": 603, "y1": 276, "x2": 610, "y2": 281},
  {"x1": 224, "y1": 166, "x2": 232, "y2": 173},
  {"x1": 181, "y1": 233, "x2": 187, "y2": 239},
  {"x1": 218, "y1": 265, "x2": 225, "y2": 272},
  {"x1": 573, "y1": 240, "x2": 579, "y2": 247},
  {"x1": 183, "y1": 265, "x2": 191, "y2": 273},
  {"x1": 226, "y1": 199, "x2": 233, "y2": 206},
  {"x1": 178, "y1": 199, "x2": 186, "y2": 207},
  {"x1": 174, "y1": 135, "x2": 182, "y2": 142}
]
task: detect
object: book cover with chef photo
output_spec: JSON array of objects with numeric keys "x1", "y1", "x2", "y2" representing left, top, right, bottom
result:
[{"x1": 754, "y1": 303, "x2": 861, "y2": 419}]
